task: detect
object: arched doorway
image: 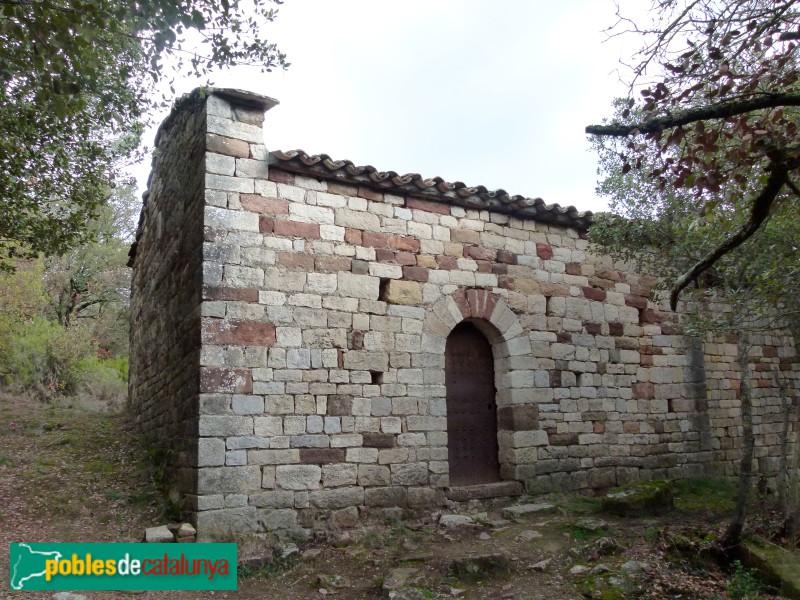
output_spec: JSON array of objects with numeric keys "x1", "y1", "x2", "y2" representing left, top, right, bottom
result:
[{"x1": 445, "y1": 321, "x2": 500, "y2": 486}]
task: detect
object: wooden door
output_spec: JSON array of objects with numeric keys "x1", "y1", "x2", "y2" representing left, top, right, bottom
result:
[{"x1": 445, "y1": 322, "x2": 500, "y2": 486}]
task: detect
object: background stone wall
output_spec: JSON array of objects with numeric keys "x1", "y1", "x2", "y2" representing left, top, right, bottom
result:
[{"x1": 131, "y1": 89, "x2": 800, "y2": 540}]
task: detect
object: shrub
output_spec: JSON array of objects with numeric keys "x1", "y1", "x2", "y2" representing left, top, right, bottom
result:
[{"x1": 2, "y1": 317, "x2": 95, "y2": 400}]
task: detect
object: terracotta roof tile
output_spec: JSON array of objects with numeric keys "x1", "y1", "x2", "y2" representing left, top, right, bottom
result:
[{"x1": 270, "y1": 150, "x2": 593, "y2": 230}]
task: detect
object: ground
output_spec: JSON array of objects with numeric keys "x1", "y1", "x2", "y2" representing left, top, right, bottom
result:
[{"x1": 0, "y1": 392, "x2": 795, "y2": 599}]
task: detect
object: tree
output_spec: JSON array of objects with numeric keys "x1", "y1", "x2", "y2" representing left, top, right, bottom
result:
[
  {"x1": 586, "y1": 0, "x2": 800, "y2": 309},
  {"x1": 0, "y1": 0, "x2": 288, "y2": 265}
]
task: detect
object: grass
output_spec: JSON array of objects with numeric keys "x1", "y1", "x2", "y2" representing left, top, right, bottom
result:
[
  {"x1": 0, "y1": 454, "x2": 12, "y2": 466},
  {"x1": 672, "y1": 477, "x2": 737, "y2": 514}
]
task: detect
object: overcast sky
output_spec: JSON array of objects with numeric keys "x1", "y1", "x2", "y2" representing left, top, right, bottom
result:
[{"x1": 139, "y1": 0, "x2": 644, "y2": 214}]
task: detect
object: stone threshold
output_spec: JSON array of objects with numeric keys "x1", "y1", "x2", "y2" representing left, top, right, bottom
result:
[{"x1": 445, "y1": 481, "x2": 523, "y2": 501}]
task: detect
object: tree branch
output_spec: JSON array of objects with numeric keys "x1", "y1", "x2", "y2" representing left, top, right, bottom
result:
[
  {"x1": 586, "y1": 93, "x2": 800, "y2": 136},
  {"x1": 669, "y1": 164, "x2": 789, "y2": 310}
]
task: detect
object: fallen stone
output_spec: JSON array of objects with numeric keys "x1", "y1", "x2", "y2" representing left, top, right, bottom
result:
[
  {"x1": 52, "y1": 594, "x2": 89, "y2": 600},
  {"x1": 388, "y1": 589, "x2": 427, "y2": 600},
  {"x1": 439, "y1": 514, "x2": 476, "y2": 528},
  {"x1": 478, "y1": 532, "x2": 491, "y2": 540},
  {"x1": 302, "y1": 548, "x2": 322, "y2": 559},
  {"x1": 448, "y1": 587, "x2": 466, "y2": 597},
  {"x1": 282, "y1": 543, "x2": 299, "y2": 558},
  {"x1": 449, "y1": 553, "x2": 511, "y2": 583},
  {"x1": 516, "y1": 530, "x2": 543, "y2": 541},
  {"x1": 601, "y1": 480, "x2": 674, "y2": 517},
  {"x1": 571, "y1": 536, "x2": 624, "y2": 560},
  {"x1": 591, "y1": 564, "x2": 611, "y2": 574},
  {"x1": 569, "y1": 564, "x2": 591, "y2": 575},
  {"x1": 530, "y1": 558, "x2": 551, "y2": 572},
  {"x1": 574, "y1": 518, "x2": 609, "y2": 532},
  {"x1": 317, "y1": 574, "x2": 350, "y2": 590},
  {"x1": 144, "y1": 525, "x2": 174, "y2": 543},
  {"x1": 501, "y1": 503, "x2": 556, "y2": 520},
  {"x1": 621, "y1": 560, "x2": 651, "y2": 574},
  {"x1": 382, "y1": 567, "x2": 420, "y2": 591}
]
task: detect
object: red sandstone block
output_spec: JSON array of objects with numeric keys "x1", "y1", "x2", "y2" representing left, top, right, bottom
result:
[
  {"x1": 299, "y1": 448, "x2": 345, "y2": 464},
  {"x1": 362, "y1": 433, "x2": 397, "y2": 448},
  {"x1": 277, "y1": 252, "x2": 315, "y2": 269},
  {"x1": 396, "y1": 252, "x2": 416, "y2": 266},
  {"x1": 640, "y1": 309, "x2": 667, "y2": 324},
  {"x1": 556, "y1": 331, "x2": 572, "y2": 343},
  {"x1": 389, "y1": 235, "x2": 420, "y2": 252},
  {"x1": 565, "y1": 262, "x2": 582, "y2": 276},
  {"x1": 344, "y1": 227, "x2": 362, "y2": 245},
  {"x1": 362, "y1": 231, "x2": 389, "y2": 248},
  {"x1": 436, "y1": 255, "x2": 458, "y2": 270},
  {"x1": 583, "y1": 322, "x2": 602, "y2": 335},
  {"x1": 582, "y1": 286, "x2": 607, "y2": 302},
  {"x1": 259, "y1": 216, "x2": 275, "y2": 233},
  {"x1": 375, "y1": 249, "x2": 396, "y2": 263},
  {"x1": 316, "y1": 256, "x2": 352, "y2": 272},
  {"x1": 640, "y1": 355, "x2": 654, "y2": 367},
  {"x1": 200, "y1": 367, "x2": 252, "y2": 393},
  {"x1": 632, "y1": 382, "x2": 655, "y2": 399},
  {"x1": 492, "y1": 263, "x2": 508, "y2": 275},
  {"x1": 498, "y1": 276, "x2": 515, "y2": 290},
  {"x1": 660, "y1": 323, "x2": 684, "y2": 335},
  {"x1": 268, "y1": 169, "x2": 293, "y2": 184},
  {"x1": 536, "y1": 242, "x2": 553, "y2": 260},
  {"x1": 274, "y1": 220, "x2": 320, "y2": 239},
  {"x1": 467, "y1": 289, "x2": 496, "y2": 320},
  {"x1": 762, "y1": 346, "x2": 778, "y2": 358},
  {"x1": 596, "y1": 267, "x2": 622, "y2": 282},
  {"x1": 593, "y1": 422, "x2": 605, "y2": 434},
  {"x1": 476, "y1": 261, "x2": 492, "y2": 273},
  {"x1": 466, "y1": 246, "x2": 497, "y2": 261},
  {"x1": 407, "y1": 198, "x2": 450, "y2": 215},
  {"x1": 624, "y1": 294, "x2": 648, "y2": 309},
  {"x1": 403, "y1": 266, "x2": 429, "y2": 282},
  {"x1": 241, "y1": 194, "x2": 289, "y2": 215},
  {"x1": 608, "y1": 322, "x2": 624, "y2": 336},
  {"x1": 358, "y1": 186, "x2": 384, "y2": 202},
  {"x1": 496, "y1": 250, "x2": 518, "y2": 265},
  {"x1": 206, "y1": 133, "x2": 249, "y2": 158},
  {"x1": 203, "y1": 286, "x2": 259, "y2": 302},
  {"x1": 452, "y1": 289, "x2": 470, "y2": 318},
  {"x1": 202, "y1": 318, "x2": 276, "y2": 346}
]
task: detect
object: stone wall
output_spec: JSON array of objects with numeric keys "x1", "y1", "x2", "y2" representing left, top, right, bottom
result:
[
  {"x1": 130, "y1": 88, "x2": 800, "y2": 540},
  {"x1": 128, "y1": 91, "x2": 210, "y2": 500}
]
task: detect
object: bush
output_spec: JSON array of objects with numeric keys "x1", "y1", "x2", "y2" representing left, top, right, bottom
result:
[{"x1": 2, "y1": 317, "x2": 96, "y2": 400}]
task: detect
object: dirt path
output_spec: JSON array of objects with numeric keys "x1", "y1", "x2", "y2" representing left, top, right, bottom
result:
[{"x1": 0, "y1": 393, "x2": 791, "y2": 599}]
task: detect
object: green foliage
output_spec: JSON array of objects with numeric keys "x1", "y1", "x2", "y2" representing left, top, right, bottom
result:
[
  {"x1": 590, "y1": 118, "x2": 800, "y2": 335},
  {"x1": 726, "y1": 560, "x2": 767, "y2": 599},
  {"x1": 0, "y1": 0, "x2": 287, "y2": 264},
  {"x1": 2, "y1": 316, "x2": 95, "y2": 398}
]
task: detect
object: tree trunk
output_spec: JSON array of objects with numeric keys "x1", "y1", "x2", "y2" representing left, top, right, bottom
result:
[{"x1": 721, "y1": 330, "x2": 755, "y2": 551}]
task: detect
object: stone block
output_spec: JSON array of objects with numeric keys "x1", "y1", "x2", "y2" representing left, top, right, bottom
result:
[
  {"x1": 322, "y1": 463, "x2": 358, "y2": 487},
  {"x1": 299, "y1": 448, "x2": 346, "y2": 464},
  {"x1": 276, "y1": 465, "x2": 322, "y2": 490},
  {"x1": 383, "y1": 280, "x2": 422, "y2": 305},
  {"x1": 195, "y1": 507, "x2": 258, "y2": 542},
  {"x1": 327, "y1": 395, "x2": 352, "y2": 416},
  {"x1": 196, "y1": 438, "x2": 226, "y2": 467},
  {"x1": 364, "y1": 486, "x2": 407, "y2": 507},
  {"x1": 497, "y1": 405, "x2": 539, "y2": 431},
  {"x1": 310, "y1": 487, "x2": 364, "y2": 509},
  {"x1": 197, "y1": 466, "x2": 261, "y2": 494},
  {"x1": 362, "y1": 433, "x2": 397, "y2": 448},
  {"x1": 357, "y1": 464, "x2": 391, "y2": 487}
]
